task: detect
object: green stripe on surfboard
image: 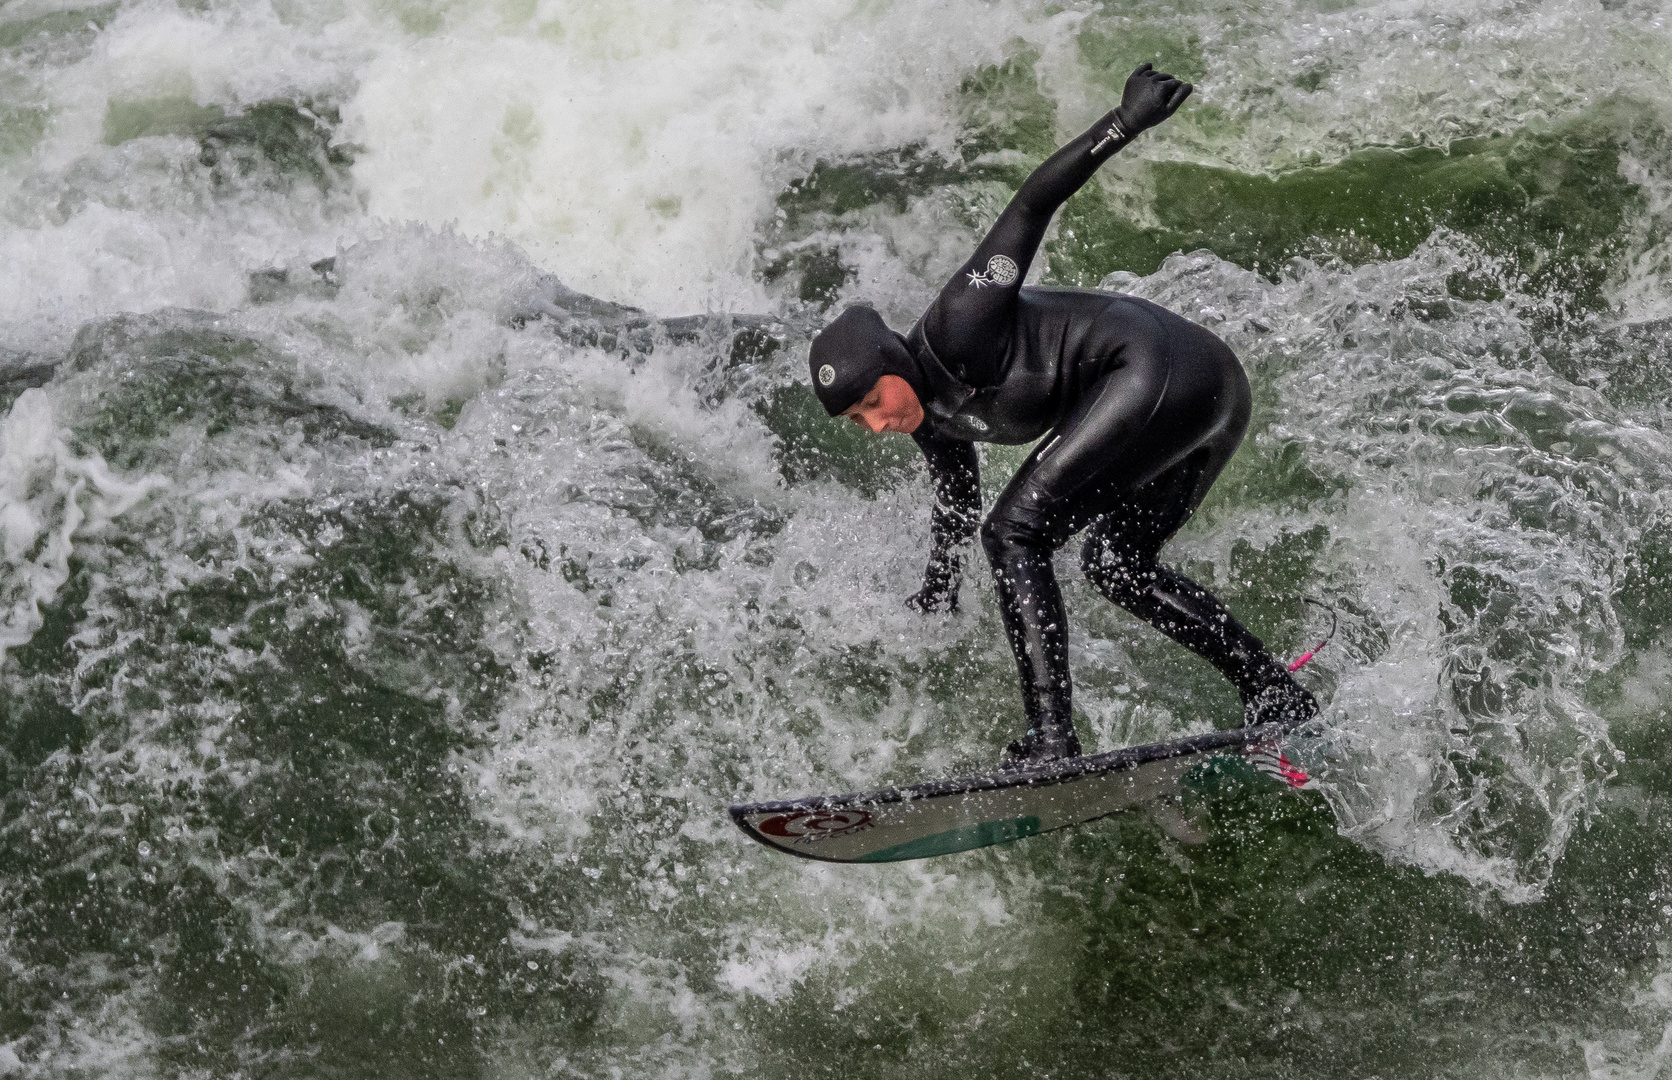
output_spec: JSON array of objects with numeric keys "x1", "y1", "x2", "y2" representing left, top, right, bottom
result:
[{"x1": 856, "y1": 816, "x2": 1044, "y2": 862}]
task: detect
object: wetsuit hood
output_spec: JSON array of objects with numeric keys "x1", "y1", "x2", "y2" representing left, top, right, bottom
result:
[{"x1": 809, "y1": 306, "x2": 925, "y2": 416}]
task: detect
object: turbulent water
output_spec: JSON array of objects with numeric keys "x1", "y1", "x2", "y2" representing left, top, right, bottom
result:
[{"x1": 2, "y1": 0, "x2": 1672, "y2": 1075}]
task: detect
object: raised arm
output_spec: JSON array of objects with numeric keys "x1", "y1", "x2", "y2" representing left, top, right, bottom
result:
[
  {"x1": 907, "y1": 430, "x2": 982, "y2": 613},
  {"x1": 921, "y1": 65, "x2": 1193, "y2": 377}
]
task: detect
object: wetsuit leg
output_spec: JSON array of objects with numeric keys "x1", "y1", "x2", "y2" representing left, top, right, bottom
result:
[
  {"x1": 982, "y1": 519, "x2": 1080, "y2": 762},
  {"x1": 983, "y1": 318, "x2": 1311, "y2": 763},
  {"x1": 1078, "y1": 460, "x2": 1309, "y2": 712},
  {"x1": 980, "y1": 328, "x2": 1198, "y2": 763}
]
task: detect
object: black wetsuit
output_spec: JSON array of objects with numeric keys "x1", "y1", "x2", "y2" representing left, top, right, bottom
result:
[
  {"x1": 807, "y1": 68, "x2": 1315, "y2": 762},
  {"x1": 898, "y1": 106, "x2": 1312, "y2": 760}
]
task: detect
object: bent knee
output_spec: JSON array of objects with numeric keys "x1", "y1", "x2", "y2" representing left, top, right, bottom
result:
[
  {"x1": 1081, "y1": 533, "x2": 1151, "y2": 602},
  {"x1": 980, "y1": 509, "x2": 1056, "y2": 564}
]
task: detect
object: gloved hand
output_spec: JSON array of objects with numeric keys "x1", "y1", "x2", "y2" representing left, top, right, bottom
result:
[
  {"x1": 1114, "y1": 63, "x2": 1193, "y2": 135},
  {"x1": 907, "y1": 553, "x2": 961, "y2": 614},
  {"x1": 906, "y1": 584, "x2": 959, "y2": 614}
]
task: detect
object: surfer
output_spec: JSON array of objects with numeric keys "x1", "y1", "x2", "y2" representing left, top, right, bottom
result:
[{"x1": 807, "y1": 63, "x2": 1318, "y2": 767}]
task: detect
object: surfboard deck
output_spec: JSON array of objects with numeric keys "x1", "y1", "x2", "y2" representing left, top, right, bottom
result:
[{"x1": 729, "y1": 720, "x2": 1314, "y2": 863}]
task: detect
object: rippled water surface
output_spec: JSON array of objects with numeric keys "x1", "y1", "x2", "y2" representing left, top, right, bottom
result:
[{"x1": 3, "y1": 0, "x2": 1672, "y2": 1075}]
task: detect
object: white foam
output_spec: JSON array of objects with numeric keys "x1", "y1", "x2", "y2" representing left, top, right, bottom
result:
[
  {"x1": 0, "y1": 389, "x2": 164, "y2": 657},
  {"x1": 1114, "y1": 244, "x2": 1648, "y2": 898},
  {"x1": 342, "y1": 0, "x2": 1041, "y2": 313}
]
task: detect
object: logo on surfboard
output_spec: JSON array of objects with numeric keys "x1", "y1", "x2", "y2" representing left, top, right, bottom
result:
[{"x1": 756, "y1": 809, "x2": 875, "y2": 842}]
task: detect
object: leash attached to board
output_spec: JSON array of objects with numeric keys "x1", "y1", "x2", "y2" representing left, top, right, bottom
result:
[{"x1": 1287, "y1": 597, "x2": 1338, "y2": 673}]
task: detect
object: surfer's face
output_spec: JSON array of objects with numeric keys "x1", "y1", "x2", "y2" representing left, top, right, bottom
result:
[{"x1": 842, "y1": 375, "x2": 924, "y2": 435}]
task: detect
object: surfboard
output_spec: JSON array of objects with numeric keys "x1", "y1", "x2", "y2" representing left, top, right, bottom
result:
[{"x1": 729, "y1": 720, "x2": 1315, "y2": 863}]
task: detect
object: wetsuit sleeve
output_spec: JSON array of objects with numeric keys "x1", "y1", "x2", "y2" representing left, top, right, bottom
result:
[
  {"x1": 919, "y1": 106, "x2": 1137, "y2": 377},
  {"x1": 909, "y1": 431, "x2": 981, "y2": 612}
]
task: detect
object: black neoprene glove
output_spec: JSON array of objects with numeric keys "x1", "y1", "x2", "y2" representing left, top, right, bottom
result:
[
  {"x1": 1113, "y1": 63, "x2": 1193, "y2": 135},
  {"x1": 906, "y1": 587, "x2": 958, "y2": 614},
  {"x1": 906, "y1": 560, "x2": 960, "y2": 614}
]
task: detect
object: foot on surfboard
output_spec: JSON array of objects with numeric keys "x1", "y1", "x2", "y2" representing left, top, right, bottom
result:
[
  {"x1": 1000, "y1": 724, "x2": 1083, "y2": 770},
  {"x1": 1243, "y1": 679, "x2": 1319, "y2": 729}
]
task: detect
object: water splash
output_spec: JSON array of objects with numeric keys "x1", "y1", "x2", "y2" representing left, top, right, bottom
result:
[{"x1": 0, "y1": 388, "x2": 163, "y2": 656}]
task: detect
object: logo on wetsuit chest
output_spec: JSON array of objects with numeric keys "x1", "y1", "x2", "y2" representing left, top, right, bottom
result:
[
  {"x1": 961, "y1": 414, "x2": 989, "y2": 432},
  {"x1": 966, "y1": 254, "x2": 1019, "y2": 289}
]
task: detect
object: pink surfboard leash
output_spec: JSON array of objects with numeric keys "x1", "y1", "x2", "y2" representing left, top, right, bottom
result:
[{"x1": 1287, "y1": 597, "x2": 1339, "y2": 673}]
